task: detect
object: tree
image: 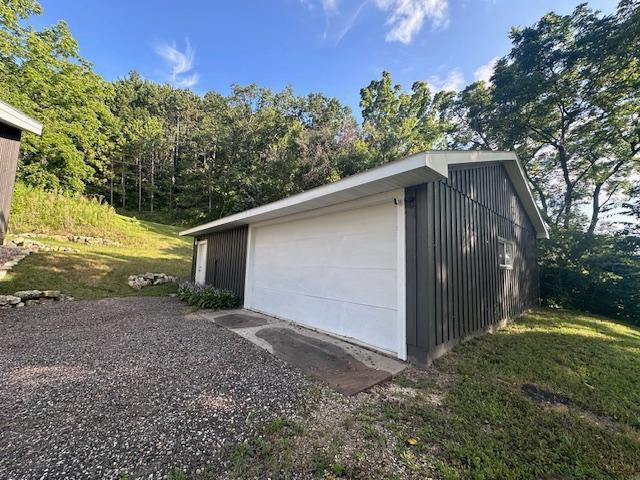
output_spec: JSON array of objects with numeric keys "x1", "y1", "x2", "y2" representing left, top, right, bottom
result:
[
  {"x1": 0, "y1": 1, "x2": 120, "y2": 193},
  {"x1": 440, "y1": 81, "x2": 502, "y2": 150},
  {"x1": 294, "y1": 93, "x2": 359, "y2": 189},
  {"x1": 576, "y1": 0, "x2": 640, "y2": 233},
  {"x1": 490, "y1": 3, "x2": 640, "y2": 232},
  {"x1": 359, "y1": 71, "x2": 449, "y2": 167}
]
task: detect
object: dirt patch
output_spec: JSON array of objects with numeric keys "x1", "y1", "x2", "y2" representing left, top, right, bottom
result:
[
  {"x1": 522, "y1": 383, "x2": 572, "y2": 406},
  {"x1": 522, "y1": 384, "x2": 640, "y2": 442}
]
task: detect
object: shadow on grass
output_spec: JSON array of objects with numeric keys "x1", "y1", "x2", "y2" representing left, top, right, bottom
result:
[
  {"x1": 435, "y1": 309, "x2": 640, "y2": 429},
  {"x1": 0, "y1": 249, "x2": 191, "y2": 300}
]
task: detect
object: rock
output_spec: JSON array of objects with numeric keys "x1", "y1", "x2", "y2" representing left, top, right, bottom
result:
[
  {"x1": 16, "y1": 302, "x2": 24, "y2": 307},
  {"x1": 8, "y1": 237, "x2": 80, "y2": 253},
  {"x1": 0, "y1": 295, "x2": 21, "y2": 306},
  {"x1": 128, "y1": 273, "x2": 177, "y2": 289},
  {"x1": 24, "y1": 299, "x2": 39, "y2": 306},
  {"x1": 14, "y1": 290, "x2": 43, "y2": 300},
  {"x1": 42, "y1": 290, "x2": 61, "y2": 299}
]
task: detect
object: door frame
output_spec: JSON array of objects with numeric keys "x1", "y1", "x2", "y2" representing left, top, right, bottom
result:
[{"x1": 195, "y1": 239, "x2": 208, "y2": 285}]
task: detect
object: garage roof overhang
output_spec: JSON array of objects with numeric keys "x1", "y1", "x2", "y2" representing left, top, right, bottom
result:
[
  {"x1": 0, "y1": 100, "x2": 43, "y2": 135},
  {"x1": 180, "y1": 150, "x2": 549, "y2": 239}
]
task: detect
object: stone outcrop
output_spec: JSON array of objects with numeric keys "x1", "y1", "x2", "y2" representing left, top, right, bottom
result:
[
  {"x1": 19, "y1": 232, "x2": 121, "y2": 246},
  {"x1": 7, "y1": 237, "x2": 79, "y2": 253},
  {"x1": 0, "y1": 290, "x2": 73, "y2": 308},
  {"x1": 0, "y1": 295, "x2": 21, "y2": 306},
  {"x1": 13, "y1": 290, "x2": 42, "y2": 300},
  {"x1": 128, "y1": 272, "x2": 177, "y2": 290}
]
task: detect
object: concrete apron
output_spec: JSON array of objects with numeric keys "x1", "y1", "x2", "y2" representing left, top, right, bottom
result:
[{"x1": 196, "y1": 309, "x2": 406, "y2": 395}]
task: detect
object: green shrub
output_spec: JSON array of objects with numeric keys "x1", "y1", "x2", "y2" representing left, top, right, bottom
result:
[
  {"x1": 540, "y1": 230, "x2": 640, "y2": 324},
  {"x1": 177, "y1": 282, "x2": 239, "y2": 309}
]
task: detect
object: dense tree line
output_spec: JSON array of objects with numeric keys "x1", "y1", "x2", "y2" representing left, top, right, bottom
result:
[{"x1": 1, "y1": 0, "x2": 639, "y2": 321}]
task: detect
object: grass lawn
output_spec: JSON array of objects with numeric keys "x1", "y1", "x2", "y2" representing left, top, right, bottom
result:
[
  {"x1": 229, "y1": 309, "x2": 640, "y2": 480},
  {"x1": 0, "y1": 218, "x2": 192, "y2": 299}
]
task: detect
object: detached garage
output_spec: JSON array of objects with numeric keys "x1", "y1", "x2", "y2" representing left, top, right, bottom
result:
[
  {"x1": 181, "y1": 151, "x2": 548, "y2": 363},
  {"x1": 0, "y1": 100, "x2": 43, "y2": 245}
]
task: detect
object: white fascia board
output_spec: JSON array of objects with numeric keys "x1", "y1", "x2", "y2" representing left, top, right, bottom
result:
[
  {"x1": 180, "y1": 151, "x2": 448, "y2": 236},
  {"x1": 0, "y1": 100, "x2": 43, "y2": 135}
]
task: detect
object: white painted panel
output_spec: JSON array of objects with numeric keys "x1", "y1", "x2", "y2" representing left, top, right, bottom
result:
[
  {"x1": 247, "y1": 196, "x2": 401, "y2": 355},
  {"x1": 195, "y1": 241, "x2": 207, "y2": 286}
]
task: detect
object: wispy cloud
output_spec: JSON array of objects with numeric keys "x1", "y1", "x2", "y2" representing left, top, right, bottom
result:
[
  {"x1": 474, "y1": 56, "x2": 499, "y2": 83},
  {"x1": 334, "y1": 0, "x2": 370, "y2": 44},
  {"x1": 302, "y1": 0, "x2": 448, "y2": 45},
  {"x1": 154, "y1": 38, "x2": 199, "y2": 88},
  {"x1": 299, "y1": 0, "x2": 315, "y2": 10},
  {"x1": 375, "y1": 0, "x2": 449, "y2": 44},
  {"x1": 322, "y1": 0, "x2": 340, "y2": 15},
  {"x1": 429, "y1": 68, "x2": 464, "y2": 91}
]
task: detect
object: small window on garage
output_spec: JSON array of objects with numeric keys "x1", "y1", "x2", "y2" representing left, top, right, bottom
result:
[{"x1": 498, "y1": 237, "x2": 514, "y2": 269}]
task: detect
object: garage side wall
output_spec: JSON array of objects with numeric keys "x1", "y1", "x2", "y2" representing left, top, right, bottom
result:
[
  {"x1": 405, "y1": 162, "x2": 539, "y2": 363},
  {"x1": 0, "y1": 124, "x2": 21, "y2": 245},
  {"x1": 191, "y1": 226, "x2": 248, "y2": 302}
]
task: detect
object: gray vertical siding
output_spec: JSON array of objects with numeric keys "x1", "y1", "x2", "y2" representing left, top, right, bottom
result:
[
  {"x1": 192, "y1": 226, "x2": 248, "y2": 301},
  {"x1": 0, "y1": 124, "x2": 22, "y2": 245},
  {"x1": 406, "y1": 162, "x2": 539, "y2": 363}
]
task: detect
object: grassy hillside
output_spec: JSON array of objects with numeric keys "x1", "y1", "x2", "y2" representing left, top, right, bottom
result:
[
  {"x1": 230, "y1": 309, "x2": 640, "y2": 479},
  {"x1": 1, "y1": 184, "x2": 192, "y2": 299},
  {"x1": 9, "y1": 183, "x2": 167, "y2": 243}
]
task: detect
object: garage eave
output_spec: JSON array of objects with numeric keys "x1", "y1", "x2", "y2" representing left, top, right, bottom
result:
[
  {"x1": 0, "y1": 100, "x2": 42, "y2": 135},
  {"x1": 180, "y1": 150, "x2": 549, "y2": 239},
  {"x1": 180, "y1": 151, "x2": 449, "y2": 236}
]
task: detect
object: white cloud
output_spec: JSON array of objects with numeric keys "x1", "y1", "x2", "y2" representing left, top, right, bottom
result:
[
  {"x1": 322, "y1": 0, "x2": 339, "y2": 15},
  {"x1": 375, "y1": 0, "x2": 449, "y2": 44},
  {"x1": 429, "y1": 69, "x2": 464, "y2": 92},
  {"x1": 473, "y1": 56, "x2": 499, "y2": 83},
  {"x1": 154, "y1": 38, "x2": 199, "y2": 88}
]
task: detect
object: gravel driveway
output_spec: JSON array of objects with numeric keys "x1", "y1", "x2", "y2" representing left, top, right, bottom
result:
[{"x1": 0, "y1": 297, "x2": 310, "y2": 479}]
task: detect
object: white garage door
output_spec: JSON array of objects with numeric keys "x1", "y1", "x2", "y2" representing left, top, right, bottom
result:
[{"x1": 245, "y1": 192, "x2": 405, "y2": 358}]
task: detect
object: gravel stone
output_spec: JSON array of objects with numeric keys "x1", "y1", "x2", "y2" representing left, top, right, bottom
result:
[
  {"x1": 0, "y1": 297, "x2": 310, "y2": 479},
  {"x1": 0, "y1": 245, "x2": 25, "y2": 264}
]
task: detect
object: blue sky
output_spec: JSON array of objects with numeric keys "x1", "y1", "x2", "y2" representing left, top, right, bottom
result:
[{"x1": 36, "y1": 0, "x2": 616, "y2": 114}]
